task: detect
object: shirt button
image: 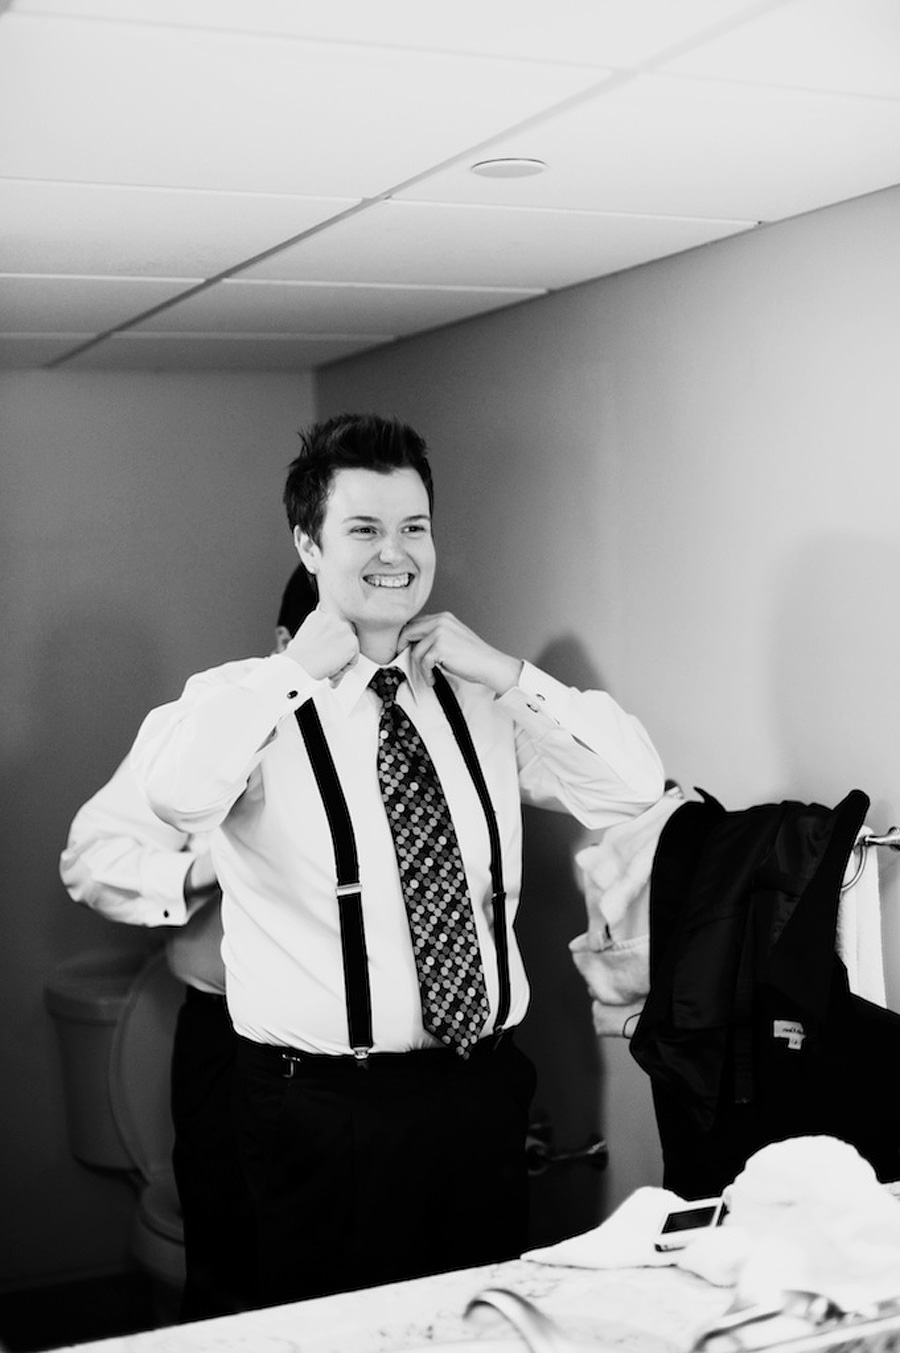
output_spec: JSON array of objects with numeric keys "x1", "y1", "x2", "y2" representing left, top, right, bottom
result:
[{"x1": 287, "y1": 689, "x2": 298, "y2": 700}]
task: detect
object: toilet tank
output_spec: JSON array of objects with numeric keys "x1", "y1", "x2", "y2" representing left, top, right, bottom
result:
[{"x1": 45, "y1": 950, "x2": 151, "y2": 1171}]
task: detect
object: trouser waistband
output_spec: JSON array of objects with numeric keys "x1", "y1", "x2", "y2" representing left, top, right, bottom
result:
[
  {"x1": 236, "y1": 1030, "x2": 516, "y2": 1077},
  {"x1": 184, "y1": 986, "x2": 227, "y2": 1007}
]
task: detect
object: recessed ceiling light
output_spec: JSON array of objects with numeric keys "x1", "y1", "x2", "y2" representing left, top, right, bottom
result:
[{"x1": 469, "y1": 158, "x2": 547, "y2": 179}]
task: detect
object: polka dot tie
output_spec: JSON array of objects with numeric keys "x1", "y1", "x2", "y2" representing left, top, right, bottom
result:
[{"x1": 370, "y1": 667, "x2": 489, "y2": 1056}]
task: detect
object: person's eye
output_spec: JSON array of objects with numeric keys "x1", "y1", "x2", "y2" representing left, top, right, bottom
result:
[
  {"x1": 352, "y1": 525, "x2": 376, "y2": 536},
  {"x1": 404, "y1": 523, "x2": 429, "y2": 535}
]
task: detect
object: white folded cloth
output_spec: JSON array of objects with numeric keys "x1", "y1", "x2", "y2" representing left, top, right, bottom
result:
[
  {"x1": 522, "y1": 1185, "x2": 683, "y2": 1269},
  {"x1": 837, "y1": 828, "x2": 887, "y2": 1007}
]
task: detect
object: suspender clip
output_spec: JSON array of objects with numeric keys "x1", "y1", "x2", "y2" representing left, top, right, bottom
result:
[
  {"x1": 336, "y1": 882, "x2": 361, "y2": 898},
  {"x1": 352, "y1": 1046, "x2": 371, "y2": 1067},
  {"x1": 280, "y1": 1053, "x2": 303, "y2": 1079}
]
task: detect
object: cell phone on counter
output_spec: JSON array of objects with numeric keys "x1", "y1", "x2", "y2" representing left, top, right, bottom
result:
[{"x1": 654, "y1": 1197, "x2": 727, "y2": 1251}]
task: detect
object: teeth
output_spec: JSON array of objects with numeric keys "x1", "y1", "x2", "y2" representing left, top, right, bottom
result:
[{"x1": 366, "y1": 574, "x2": 410, "y2": 589}]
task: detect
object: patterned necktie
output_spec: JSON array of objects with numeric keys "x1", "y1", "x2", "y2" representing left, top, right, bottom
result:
[{"x1": 370, "y1": 666, "x2": 490, "y2": 1055}]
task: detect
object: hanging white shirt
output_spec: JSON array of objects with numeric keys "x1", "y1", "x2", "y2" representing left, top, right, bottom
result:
[{"x1": 131, "y1": 647, "x2": 664, "y2": 1052}]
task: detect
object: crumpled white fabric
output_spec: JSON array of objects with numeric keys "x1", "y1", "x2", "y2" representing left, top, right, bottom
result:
[
  {"x1": 568, "y1": 787, "x2": 684, "y2": 1035},
  {"x1": 676, "y1": 1138, "x2": 900, "y2": 1311},
  {"x1": 523, "y1": 1137, "x2": 900, "y2": 1315}
]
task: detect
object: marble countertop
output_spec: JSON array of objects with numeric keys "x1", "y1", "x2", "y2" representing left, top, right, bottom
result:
[{"x1": 53, "y1": 1258, "x2": 734, "y2": 1353}]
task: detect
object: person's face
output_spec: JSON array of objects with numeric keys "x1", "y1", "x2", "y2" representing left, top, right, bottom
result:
[{"x1": 295, "y1": 467, "x2": 435, "y2": 638}]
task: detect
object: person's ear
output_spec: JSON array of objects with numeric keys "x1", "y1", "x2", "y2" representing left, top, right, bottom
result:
[
  {"x1": 273, "y1": 625, "x2": 292, "y2": 654},
  {"x1": 294, "y1": 525, "x2": 319, "y2": 575}
]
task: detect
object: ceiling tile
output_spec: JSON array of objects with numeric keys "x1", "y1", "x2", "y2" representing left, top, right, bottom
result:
[
  {"x1": 0, "y1": 275, "x2": 202, "y2": 333},
  {"x1": 0, "y1": 180, "x2": 357, "y2": 277},
  {"x1": 397, "y1": 72, "x2": 900, "y2": 221},
  {"x1": 245, "y1": 199, "x2": 755, "y2": 290},
  {"x1": 60, "y1": 332, "x2": 387, "y2": 371},
  {"x1": 131, "y1": 278, "x2": 544, "y2": 337},
  {"x1": 662, "y1": 0, "x2": 900, "y2": 98},
  {"x1": 0, "y1": 12, "x2": 611, "y2": 196},
  {"x1": 2, "y1": 1, "x2": 899, "y2": 374},
  {"x1": 9, "y1": 0, "x2": 767, "y2": 66},
  {"x1": 0, "y1": 335, "x2": 91, "y2": 367}
]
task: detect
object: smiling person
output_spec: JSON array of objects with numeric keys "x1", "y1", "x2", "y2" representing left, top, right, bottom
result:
[{"x1": 132, "y1": 412, "x2": 665, "y2": 1308}]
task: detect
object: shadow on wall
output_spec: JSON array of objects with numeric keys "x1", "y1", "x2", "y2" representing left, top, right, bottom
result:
[
  {"x1": 767, "y1": 534, "x2": 900, "y2": 791},
  {"x1": 766, "y1": 532, "x2": 900, "y2": 1008},
  {"x1": 0, "y1": 604, "x2": 168, "y2": 1287},
  {"x1": 516, "y1": 633, "x2": 608, "y2": 1246},
  {"x1": 4, "y1": 604, "x2": 171, "y2": 961}
]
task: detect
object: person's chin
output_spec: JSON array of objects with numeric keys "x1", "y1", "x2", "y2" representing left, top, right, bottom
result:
[{"x1": 365, "y1": 582, "x2": 420, "y2": 612}]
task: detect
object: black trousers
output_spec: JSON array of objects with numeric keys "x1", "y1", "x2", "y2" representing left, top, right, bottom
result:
[
  {"x1": 233, "y1": 1034, "x2": 537, "y2": 1307},
  {"x1": 170, "y1": 989, "x2": 258, "y2": 1319}
]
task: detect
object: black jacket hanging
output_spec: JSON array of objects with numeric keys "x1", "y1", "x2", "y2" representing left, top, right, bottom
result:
[{"x1": 630, "y1": 788, "x2": 900, "y2": 1197}]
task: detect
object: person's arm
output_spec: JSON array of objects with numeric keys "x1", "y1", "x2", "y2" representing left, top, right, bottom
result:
[
  {"x1": 400, "y1": 611, "x2": 666, "y2": 826},
  {"x1": 130, "y1": 655, "x2": 318, "y2": 834},
  {"x1": 133, "y1": 616, "x2": 361, "y2": 834},
  {"x1": 60, "y1": 756, "x2": 216, "y2": 927},
  {"x1": 505, "y1": 660, "x2": 665, "y2": 820}
]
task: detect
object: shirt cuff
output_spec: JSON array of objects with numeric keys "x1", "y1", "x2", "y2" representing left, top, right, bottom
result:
[
  {"x1": 140, "y1": 850, "x2": 196, "y2": 925},
  {"x1": 236, "y1": 652, "x2": 319, "y2": 708},
  {"x1": 497, "y1": 659, "x2": 568, "y2": 727}
]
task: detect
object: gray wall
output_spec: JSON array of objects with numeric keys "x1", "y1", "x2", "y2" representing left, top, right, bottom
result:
[
  {"x1": 317, "y1": 182, "x2": 900, "y2": 1216},
  {"x1": 0, "y1": 371, "x2": 314, "y2": 1288}
]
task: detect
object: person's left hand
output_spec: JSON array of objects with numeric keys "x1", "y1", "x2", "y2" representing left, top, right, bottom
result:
[{"x1": 399, "y1": 611, "x2": 521, "y2": 695}]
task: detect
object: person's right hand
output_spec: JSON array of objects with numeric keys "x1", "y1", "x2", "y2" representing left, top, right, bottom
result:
[{"x1": 285, "y1": 610, "x2": 359, "y2": 680}]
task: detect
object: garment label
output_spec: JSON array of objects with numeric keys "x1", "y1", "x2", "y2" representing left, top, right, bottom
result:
[{"x1": 773, "y1": 1018, "x2": 806, "y2": 1050}]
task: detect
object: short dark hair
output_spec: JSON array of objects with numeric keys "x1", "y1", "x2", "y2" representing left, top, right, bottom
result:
[
  {"x1": 283, "y1": 413, "x2": 434, "y2": 544},
  {"x1": 277, "y1": 564, "x2": 317, "y2": 634}
]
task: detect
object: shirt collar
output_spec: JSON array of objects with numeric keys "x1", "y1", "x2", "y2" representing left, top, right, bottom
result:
[{"x1": 330, "y1": 643, "x2": 427, "y2": 715}]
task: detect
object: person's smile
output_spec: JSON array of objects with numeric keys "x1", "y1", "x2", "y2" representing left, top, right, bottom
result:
[{"x1": 363, "y1": 571, "x2": 414, "y2": 589}]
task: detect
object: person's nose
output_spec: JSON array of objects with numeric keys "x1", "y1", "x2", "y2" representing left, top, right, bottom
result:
[{"x1": 378, "y1": 535, "x2": 406, "y2": 564}]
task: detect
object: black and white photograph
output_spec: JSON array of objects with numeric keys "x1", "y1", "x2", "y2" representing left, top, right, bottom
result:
[{"x1": 2, "y1": 4, "x2": 900, "y2": 1352}]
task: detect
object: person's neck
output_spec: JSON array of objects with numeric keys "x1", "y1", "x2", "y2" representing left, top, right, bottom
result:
[{"x1": 358, "y1": 627, "x2": 403, "y2": 667}]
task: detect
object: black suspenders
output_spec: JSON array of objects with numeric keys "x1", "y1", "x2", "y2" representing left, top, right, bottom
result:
[
  {"x1": 294, "y1": 701, "x2": 372, "y2": 1058},
  {"x1": 432, "y1": 669, "x2": 511, "y2": 1036},
  {"x1": 294, "y1": 668, "x2": 510, "y2": 1056}
]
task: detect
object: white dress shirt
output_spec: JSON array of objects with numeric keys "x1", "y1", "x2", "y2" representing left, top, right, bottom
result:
[
  {"x1": 59, "y1": 756, "x2": 225, "y2": 993},
  {"x1": 132, "y1": 647, "x2": 664, "y2": 1052}
]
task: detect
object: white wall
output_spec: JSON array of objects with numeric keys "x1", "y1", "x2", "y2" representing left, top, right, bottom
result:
[
  {"x1": 0, "y1": 371, "x2": 314, "y2": 1289},
  {"x1": 317, "y1": 182, "x2": 900, "y2": 1218}
]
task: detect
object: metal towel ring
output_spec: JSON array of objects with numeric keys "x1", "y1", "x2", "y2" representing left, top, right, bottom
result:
[{"x1": 841, "y1": 825, "x2": 900, "y2": 893}]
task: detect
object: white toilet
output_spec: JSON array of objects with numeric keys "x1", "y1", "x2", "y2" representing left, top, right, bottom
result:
[{"x1": 45, "y1": 948, "x2": 186, "y2": 1320}]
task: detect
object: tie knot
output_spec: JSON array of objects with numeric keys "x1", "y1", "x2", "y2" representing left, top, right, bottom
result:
[{"x1": 370, "y1": 666, "x2": 405, "y2": 708}]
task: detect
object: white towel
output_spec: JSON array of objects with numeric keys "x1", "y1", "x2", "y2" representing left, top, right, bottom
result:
[
  {"x1": 521, "y1": 1185, "x2": 682, "y2": 1269},
  {"x1": 682, "y1": 1137, "x2": 900, "y2": 1310},
  {"x1": 837, "y1": 828, "x2": 887, "y2": 1007}
]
